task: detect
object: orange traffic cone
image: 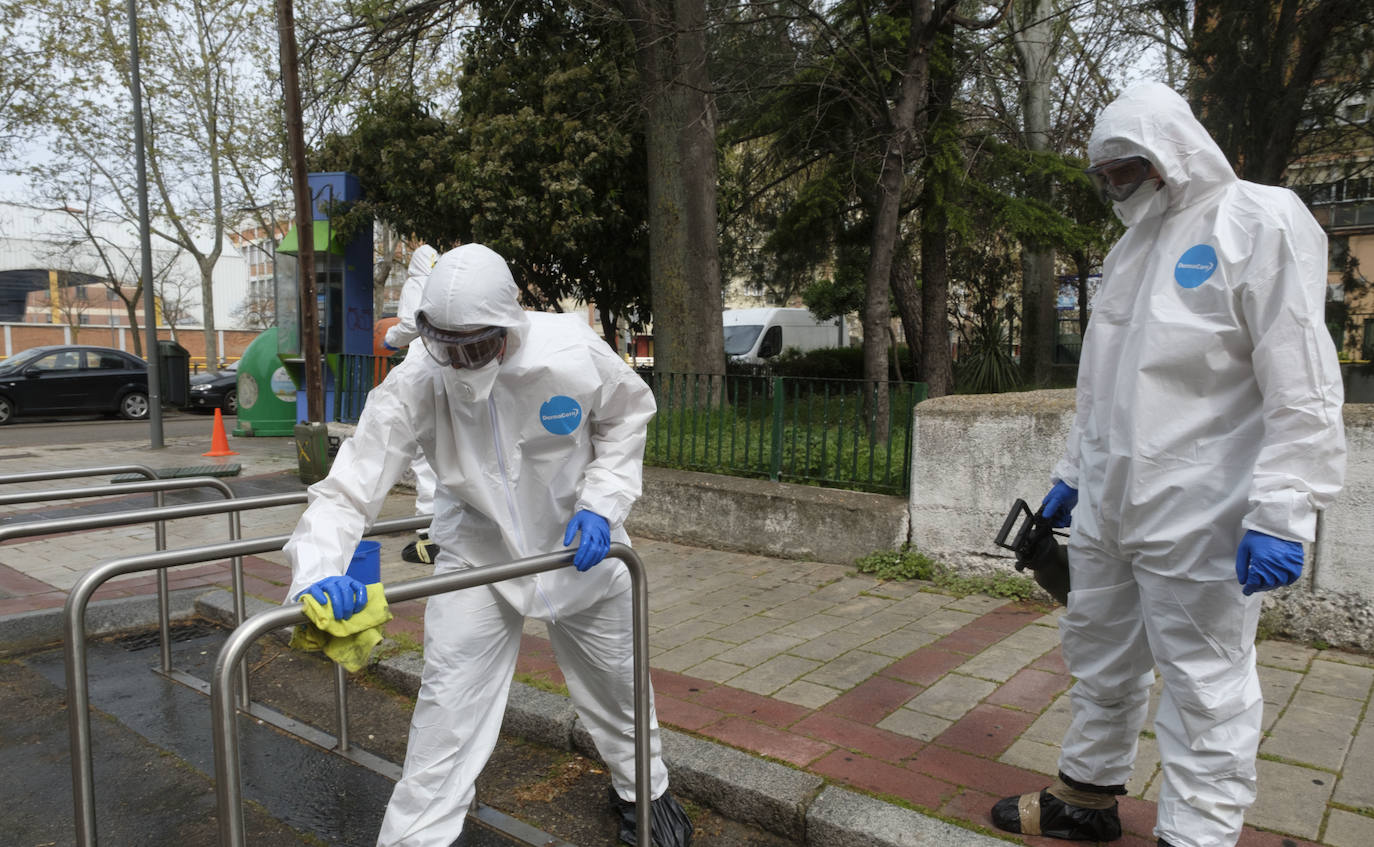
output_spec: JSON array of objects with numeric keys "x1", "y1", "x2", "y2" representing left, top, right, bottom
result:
[{"x1": 203, "y1": 408, "x2": 239, "y2": 457}]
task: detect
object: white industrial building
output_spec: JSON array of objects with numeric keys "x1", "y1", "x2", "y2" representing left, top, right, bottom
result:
[{"x1": 0, "y1": 202, "x2": 250, "y2": 339}]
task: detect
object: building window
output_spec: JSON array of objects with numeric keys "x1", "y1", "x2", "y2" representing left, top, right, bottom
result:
[{"x1": 1330, "y1": 236, "x2": 1351, "y2": 273}]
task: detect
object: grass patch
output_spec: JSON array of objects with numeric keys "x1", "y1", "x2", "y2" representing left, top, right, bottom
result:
[
  {"x1": 516, "y1": 671, "x2": 570, "y2": 697},
  {"x1": 854, "y1": 544, "x2": 1041, "y2": 602}
]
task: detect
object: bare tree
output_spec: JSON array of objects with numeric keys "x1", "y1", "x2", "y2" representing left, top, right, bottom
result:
[
  {"x1": 31, "y1": 193, "x2": 185, "y2": 356},
  {"x1": 157, "y1": 271, "x2": 202, "y2": 343},
  {"x1": 230, "y1": 286, "x2": 277, "y2": 329},
  {"x1": 19, "y1": 0, "x2": 279, "y2": 366}
]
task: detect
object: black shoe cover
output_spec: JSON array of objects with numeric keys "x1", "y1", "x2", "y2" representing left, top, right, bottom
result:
[
  {"x1": 990, "y1": 788, "x2": 1121, "y2": 841},
  {"x1": 609, "y1": 785, "x2": 693, "y2": 847},
  {"x1": 401, "y1": 538, "x2": 439, "y2": 564}
]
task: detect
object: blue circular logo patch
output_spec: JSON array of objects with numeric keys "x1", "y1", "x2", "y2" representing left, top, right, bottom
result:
[
  {"x1": 540, "y1": 395, "x2": 582, "y2": 435},
  {"x1": 1174, "y1": 244, "x2": 1218, "y2": 289}
]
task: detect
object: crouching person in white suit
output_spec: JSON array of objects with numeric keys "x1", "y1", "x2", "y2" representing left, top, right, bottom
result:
[{"x1": 284, "y1": 243, "x2": 692, "y2": 847}]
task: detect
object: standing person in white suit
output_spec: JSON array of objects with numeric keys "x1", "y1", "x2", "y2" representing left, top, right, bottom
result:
[
  {"x1": 285, "y1": 243, "x2": 692, "y2": 847},
  {"x1": 990, "y1": 83, "x2": 1346, "y2": 847},
  {"x1": 383, "y1": 243, "x2": 441, "y2": 563}
]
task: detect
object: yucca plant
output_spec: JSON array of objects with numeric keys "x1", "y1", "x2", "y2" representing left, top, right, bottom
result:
[{"x1": 956, "y1": 307, "x2": 1021, "y2": 394}]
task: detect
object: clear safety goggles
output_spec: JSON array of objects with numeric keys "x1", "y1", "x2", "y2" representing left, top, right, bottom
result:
[
  {"x1": 1084, "y1": 156, "x2": 1158, "y2": 203},
  {"x1": 416, "y1": 312, "x2": 507, "y2": 369}
]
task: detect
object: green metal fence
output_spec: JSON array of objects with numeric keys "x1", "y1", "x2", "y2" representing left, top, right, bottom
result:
[
  {"x1": 644, "y1": 372, "x2": 927, "y2": 495},
  {"x1": 335, "y1": 353, "x2": 402, "y2": 422},
  {"x1": 333, "y1": 358, "x2": 925, "y2": 495}
]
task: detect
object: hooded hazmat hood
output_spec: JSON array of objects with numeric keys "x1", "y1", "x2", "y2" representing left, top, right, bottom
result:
[
  {"x1": 1087, "y1": 82, "x2": 1238, "y2": 212},
  {"x1": 417, "y1": 244, "x2": 531, "y2": 345}
]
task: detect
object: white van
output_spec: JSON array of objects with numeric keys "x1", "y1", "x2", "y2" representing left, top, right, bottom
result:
[{"x1": 723, "y1": 307, "x2": 848, "y2": 364}]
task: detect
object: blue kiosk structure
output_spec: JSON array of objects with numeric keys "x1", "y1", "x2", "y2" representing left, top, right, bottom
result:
[{"x1": 231, "y1": 173, "x2": 376, "y2": 481}]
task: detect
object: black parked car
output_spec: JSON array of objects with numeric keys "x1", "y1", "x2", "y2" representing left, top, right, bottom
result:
[
  {"x1": 0, "y1": 344, "x2": 149, "y2": 425},
  {"x1": 184, "y1": 361, "x2": 239, "y2": 414}
]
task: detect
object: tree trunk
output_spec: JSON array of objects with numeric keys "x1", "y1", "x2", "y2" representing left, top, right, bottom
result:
[
  {"x1": 600, "y1": 308, "x2": 620, "y2": 351},
  {"x1": 199, "y1": 259, "x2": 218, "y2": 366},
  {"x1": 919, "y1": 215, "x2": 952, "y2": 397},
  {"x1": 1019, "y1": 249, "x2": 1055, "y2": 384},
  {"x1": 914, "y1": 25, "x2": 957, "y2": 399},
  {"x1": 1074, "y1": 251, "x2": 1090, "y2": 336},
  {"x1": 860, "y1": 0, "x2": 937, "y2": 435},
  {"x1": 374, "y1": 223, "x2": 400, "y2": 318},
  {"x1": 125, "y1": 293, "x2": 143, "y2": 357},
  {"x1": 889, "y1": 246, "x2": 922, "y2": 379},
  {"x1": 1011, "y1": 0, "x2": 1057, "y2": 387},
  {"x1": 621, "y1": 0, "x2": 724, "y2": 383}
]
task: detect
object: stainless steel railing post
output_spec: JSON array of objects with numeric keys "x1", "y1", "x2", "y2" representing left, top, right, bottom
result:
[
  {"x1": 0, "y1": 475, "x2": 241, "y2": 684},
  {"x1": 211, "y1": 543, "x2": 654, "y2": 847},
  {"x1": 156, "y1": 488, "x2": 171, "y2": 671},
  {"x1": 335, "y1": 662, "x2": 350, "y2": 752},
  {"x1": 0, "y1": 464, "x2": 158, "y2": 486},
  {"x1": 62, "y1": 511, "x2": 432, "y2": 847}
]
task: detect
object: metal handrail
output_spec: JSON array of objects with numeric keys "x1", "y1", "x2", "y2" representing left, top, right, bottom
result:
[
  {"x1": 64, "y1": 512, "x2": 433, "y2": 847},
  {"x1": 0, "y1": 492, "x2": 306, "y2": 543},
  {"x1": 210, "y1": 543, "x2": 653, "y2": 847},
  {"x1": 0, "y1": 464, "x2": 158, "y2": 486},
  {"x1": 2, "y1": 477, "x2": 251, "y2": 679},
  {"x1": 0, "y1": 477, "x2": 231, "y2": 507}
]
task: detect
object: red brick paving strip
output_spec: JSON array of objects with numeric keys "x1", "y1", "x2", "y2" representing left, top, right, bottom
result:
[
  {"x1": 791, "y1": 711, "x2": 923, "y2": 764},
  {"x1": 810, "y1": 748, "x2": 955, "y2": 810},
  {"x1": 820, "y1": 675, "x2": 922, "y2": 723},
  {"x1": 985, "y1": 666, "x2": 1073, "y2": 712}
]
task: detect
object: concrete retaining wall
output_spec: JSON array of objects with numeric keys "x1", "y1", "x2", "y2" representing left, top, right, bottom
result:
[
  {"x1": 907, "y1": 390, "x2": 1374, "y2": 651},
  {"x1": 627, "y1": 467, "x2": 908, "y2": 565}
]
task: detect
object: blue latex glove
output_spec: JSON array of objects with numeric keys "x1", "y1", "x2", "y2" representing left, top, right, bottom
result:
[
  {"x1": 303, "y1": 575, "x2": 369, "y2": 621},
  {"x1": 1040, "y1": 481, "x2": 1079, "y2": 528},
  {"x1": 1235, "y1": 530, "x2": 1304, "y2": 596},
  {"x1": 563, "y1": 510, "x2": 610, "y2": 572},
  {"x1": 382, "y1": 341, "x2": 398, "y2": 352}
]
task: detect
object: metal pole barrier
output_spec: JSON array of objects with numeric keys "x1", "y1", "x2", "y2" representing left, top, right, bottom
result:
[
  {"x1": 335, "y1": 662, "x2": 350, "y2": 752},
  {"x1": 231, "y1": 508, "x2": 249, "y2": 706},
  {"x1": 211, "y1": 543, "x2": 654, "y2": 847},
  {"x1": 0, "y1": 492, "x2": 305, "y2": 545},
  {"x1": 63, "y1": 512, "x2": 432, "y2": 847},
  {"x1": 156, "y1": 488, "x2": 171, "y2": 671},
  {"x1": 0, "y1": 476, "x2": 244, "y2": 688},
  {"x1": 0, "y1": 464, "x2": 158, "y2": 486}
]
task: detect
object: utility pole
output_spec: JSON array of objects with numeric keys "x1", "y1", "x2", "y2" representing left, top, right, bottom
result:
[
  {"x1": 126, "y1": 0, "x2": 164, "y2": 448},
  {"x1": 275, "y1": 0, "x2": 323, "y2": 423}
]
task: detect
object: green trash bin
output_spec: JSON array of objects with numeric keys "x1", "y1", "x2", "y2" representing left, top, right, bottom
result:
[{"x1": 157, "y1": 340, "x2": 190, "y2": 408}]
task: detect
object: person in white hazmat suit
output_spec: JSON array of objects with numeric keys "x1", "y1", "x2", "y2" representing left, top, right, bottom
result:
[
  {"x1": 990, "y1": 83, "x2": 1345, "y2": 847},
  {"x1": 284, "y1": 243, "x2": 693, "y2": 847},
  {"x1": 381, "y1": 243, "x2": 441, "y2": 564}
]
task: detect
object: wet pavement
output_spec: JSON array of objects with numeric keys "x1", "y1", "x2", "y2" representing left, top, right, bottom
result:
[
  {"x1": 5, "y1": 618, "x2": 793, "y2": 846},
  {"x1": 3, "y1": 428, "x2": 1374, "y2": 846}
]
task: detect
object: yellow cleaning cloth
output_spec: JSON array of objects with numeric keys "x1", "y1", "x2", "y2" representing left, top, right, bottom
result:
[{"x1": 290, "y1": 582, "x2": 393, "y2": 672}]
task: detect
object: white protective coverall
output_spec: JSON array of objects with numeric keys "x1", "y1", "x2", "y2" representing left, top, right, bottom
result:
[
  {"x1": 382, "y1": 244, "x2": 439, "y2": 518},
  {"x1": 284, "y1": 243, "x2": 668, "y2": 847},
  {"x1": 1052, "y1": 82, "x2": 1346, "y2": 847}
]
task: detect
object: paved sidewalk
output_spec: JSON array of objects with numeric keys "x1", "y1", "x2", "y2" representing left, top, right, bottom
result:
[{"x1": 3, "y1": 429, "x2": 1373, "y2": 846}]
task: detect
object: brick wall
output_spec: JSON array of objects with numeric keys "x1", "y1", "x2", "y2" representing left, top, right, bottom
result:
[{"x1": 2, "y1": 322, "x2": 263, "y2": 371}]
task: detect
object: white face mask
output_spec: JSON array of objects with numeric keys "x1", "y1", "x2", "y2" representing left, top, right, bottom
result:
[
  {"x1": 1113, "y1": 181, "x2": 1168, "y2": 227},
  {"x1": 440, "y1": 356, "x2": 501, "y2": 404}
]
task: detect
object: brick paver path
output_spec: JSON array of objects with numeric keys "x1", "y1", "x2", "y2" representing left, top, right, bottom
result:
[{"x1": 3, "y1": 470, "x2": 1371, "y2": 846}]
